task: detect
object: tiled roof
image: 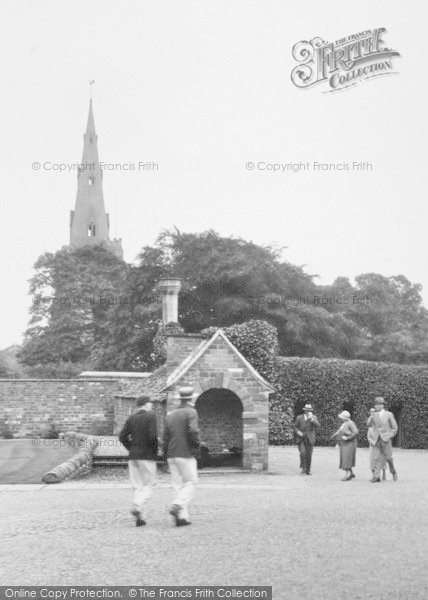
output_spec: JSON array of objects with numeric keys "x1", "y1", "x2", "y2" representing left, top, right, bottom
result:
[{"x1": 115, "y1": 364, "x2": 167, "y2": 402}]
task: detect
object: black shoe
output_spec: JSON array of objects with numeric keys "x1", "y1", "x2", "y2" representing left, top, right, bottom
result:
[
  {"x1": 370, "y1": 477, "x2": 381, "y2": 483},
  {"x1": 392, "y1": 471, "x2": 398, "y2": 481},
  {"x1": 169, "y1": 504, "x2": 180, "y2": 525},
  {"x1": 176, "y1": 518, "x2": 191, "y2": 527},
  {"x1": 306, "y1": 472, "x2": 311, "y2": 475},
  {"x1": 131, "y1": 509, "x2": 146, "y2": 527}
]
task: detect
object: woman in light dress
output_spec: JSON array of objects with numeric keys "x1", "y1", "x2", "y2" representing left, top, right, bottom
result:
[{"x1": 331, "y1": 410, "x2": 359, "y2": 481}]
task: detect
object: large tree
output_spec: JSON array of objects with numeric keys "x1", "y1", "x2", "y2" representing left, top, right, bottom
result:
[
  {"x1": 19, "y1": 244, "x2": 127, "y2": 376},
  {"x1": 319, "y1": 274, "x2": 428, "y2": 363},
  {"x1": 92, "y1": 229, "x2": 368, "y2": 369}
]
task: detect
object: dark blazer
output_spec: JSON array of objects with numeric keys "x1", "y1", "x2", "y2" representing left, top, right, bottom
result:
[
  {"x1": 119, "y1": 408, "x2": 158, "y2": 460},
  {"x1": 164, "y1": 404, "x2": 200, "y2": 459},
  {"x1": 294, "y1": 414, "x2": 321, "y2": 445}
]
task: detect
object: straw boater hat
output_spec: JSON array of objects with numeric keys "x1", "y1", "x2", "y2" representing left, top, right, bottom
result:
[
  {"x1": 178, "y1": 387, "x2": 198, "y2": 401},
  {"x1": 303, "y1": 403, "x2": 314, "y2": 411},
  {"x1": 338, "y1": 410, "x2": 351, "y2": 421}
]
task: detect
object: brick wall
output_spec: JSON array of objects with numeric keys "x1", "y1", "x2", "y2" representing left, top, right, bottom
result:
[
  {"x1": 0, "y1": 377, "x2": 139, "y2": 438},
  {"x1": 166, "y1": 334, "x2": 204, "y2": 374}
]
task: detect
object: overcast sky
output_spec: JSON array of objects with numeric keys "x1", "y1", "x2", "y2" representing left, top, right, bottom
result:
[{"x1": 0, "y1": 1, "x2": 427, "y2": 348}]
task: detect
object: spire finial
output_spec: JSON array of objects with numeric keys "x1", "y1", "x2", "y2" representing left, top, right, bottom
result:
[{"x1": 89, "y1": 80, "x2": 95, "y2": 101}]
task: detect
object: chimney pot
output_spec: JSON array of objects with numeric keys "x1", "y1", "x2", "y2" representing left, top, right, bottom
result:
[{"x1": 158, "y1": 277, "x2": 181, "y2": 323}]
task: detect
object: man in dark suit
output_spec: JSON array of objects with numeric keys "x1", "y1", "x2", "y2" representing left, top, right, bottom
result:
[
  {"x1": 294, "y1": 403, "x2": 321, "y2": 475},
  {"x1": 163, "y1": 386, "x2": 200, "y2": 527},
  {"x1": 119, "y1": 395, "x2": 158, "y2": 527}
]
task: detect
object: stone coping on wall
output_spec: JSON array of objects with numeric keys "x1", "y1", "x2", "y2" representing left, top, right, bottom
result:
[
  {"x1": 0, "y1": 378, "x2": 128, "y2": 383},
  {"x1": 0, "y1": 376, "x2": 150, "y2": 382},
  {"x1": 41, "y1": 432, "x2": 100, "y2": 484},
  {"x1": 165, "y1": 333, "x2": 204, "y2": 338},
  {"x1": 79, "y1": 372, "x2": 152, "y2": 378}
]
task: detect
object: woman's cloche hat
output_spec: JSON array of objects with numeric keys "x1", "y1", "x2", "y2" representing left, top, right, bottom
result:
[{"x1": 338, "y1": 410, "x2": 351, "y2": 421}]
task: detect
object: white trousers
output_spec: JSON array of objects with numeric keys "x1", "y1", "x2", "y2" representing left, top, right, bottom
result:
[
  {"x1": 128, "y1": 459, "x2": 157, "y2": 516},
  {"x1": 167, "y1": 457, "x2": 198, "y2": 520}
]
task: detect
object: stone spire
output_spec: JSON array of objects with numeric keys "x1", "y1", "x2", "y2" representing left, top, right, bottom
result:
[{"x1": 69, "y1": 99, "x2": 123, "y2": 259}]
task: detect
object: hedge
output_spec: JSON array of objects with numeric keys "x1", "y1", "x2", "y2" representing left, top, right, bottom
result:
[{"x1": 271, "y1": 357, "x2": 428, "y2": 449}]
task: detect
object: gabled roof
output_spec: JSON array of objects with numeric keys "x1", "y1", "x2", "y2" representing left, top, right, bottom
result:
[
  {"x1": 162, "y1": 329, "x2": 274, "y2": 392},
  {"x1": 115, "y1": 364, "x2": 167, "y2": 401}
]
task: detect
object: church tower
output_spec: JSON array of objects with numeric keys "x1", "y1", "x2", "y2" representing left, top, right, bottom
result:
[{"x1": 69, "y1": 99, "x2": 123, "y2": 259}]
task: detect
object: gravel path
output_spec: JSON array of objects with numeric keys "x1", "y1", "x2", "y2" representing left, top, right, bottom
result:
[{"x1": 1, "y1": 447, "x2": 427, "y2": 600}]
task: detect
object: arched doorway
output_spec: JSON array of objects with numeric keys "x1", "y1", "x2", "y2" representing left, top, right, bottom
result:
[{"x1": 195, "y1": 388, "x2": 243, "y2": 467}]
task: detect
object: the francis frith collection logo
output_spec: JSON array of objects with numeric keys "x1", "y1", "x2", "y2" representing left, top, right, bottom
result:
[{"x1": 291, "y1": 28, "x2": 400, "y2": 92}]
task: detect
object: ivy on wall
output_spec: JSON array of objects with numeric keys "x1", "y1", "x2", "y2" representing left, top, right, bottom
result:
[
  {"x1": 201, "y1": 319, "x2": 279, "y2": 383},
  {"x1": 152, "y1": 321, "x2": 185, "y2": 366}
]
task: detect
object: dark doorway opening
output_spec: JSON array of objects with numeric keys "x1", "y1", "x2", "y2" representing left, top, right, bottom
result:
[{"x1": 195, "y1": 388, "x2": 243, "y2": 468}]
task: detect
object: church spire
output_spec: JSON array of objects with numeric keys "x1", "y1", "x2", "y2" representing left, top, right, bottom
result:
[{"x1": 69, "y1": 96, "x2": 123, "y2": 259}]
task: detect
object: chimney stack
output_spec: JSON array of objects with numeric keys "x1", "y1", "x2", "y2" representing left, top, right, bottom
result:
[{"x1": 158, "y1": 277, "x2": 181, "y2": 323}]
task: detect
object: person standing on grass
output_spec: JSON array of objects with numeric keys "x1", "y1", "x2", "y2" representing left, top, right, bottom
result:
[
  {"x1": 119, "y1": 395, "x2": 158, "y2": 527},
  {"x1": 367, "y1": 396, "x2": 398, "y2": 483},
  {"x1": 294, "y1": 403, "x2": 321, "y2": 475},
  {"x1": 163, "y1": 386, "x2": 201, "y2": 527},
  {"x1": 331, "y1": 410, "x2": 359, "y2": 481}
]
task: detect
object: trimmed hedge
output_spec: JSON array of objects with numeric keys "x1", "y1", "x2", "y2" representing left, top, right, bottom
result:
[{"x1": 272, "y1": 357, "x2": 428, "y2": 449}]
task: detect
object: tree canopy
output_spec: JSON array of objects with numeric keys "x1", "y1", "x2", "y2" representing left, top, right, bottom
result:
[{"x1": 19, "y1": 229, "x2": 428, "y2": 376}]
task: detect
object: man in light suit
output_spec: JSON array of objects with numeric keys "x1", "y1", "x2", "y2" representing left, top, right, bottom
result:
[
  {"x1": 163, "y1": 386, "x2": 201, "y2": 527},
  {"x1": 367, "y1": 396, "x2": 398, "y2": 482},
  {"x1": 294, "y1": 403, "x2": 321, "y2": 475}
]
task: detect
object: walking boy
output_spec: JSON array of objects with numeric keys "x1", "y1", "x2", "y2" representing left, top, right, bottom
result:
[
  {"x1": 164, "y1": 386, "x2": 200, "y2": 526},
  {"x1": 119, "y1": 395, "x2": 158, "y2": 526}
]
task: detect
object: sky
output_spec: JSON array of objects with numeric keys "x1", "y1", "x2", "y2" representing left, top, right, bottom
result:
[{"x1": 0, "y1": 1, "x2": 427, "y2": 348}]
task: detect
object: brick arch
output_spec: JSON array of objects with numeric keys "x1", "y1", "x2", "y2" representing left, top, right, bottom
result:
[{"x1": 193, "y1": 377, "x2": 252, "y2": 411}]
